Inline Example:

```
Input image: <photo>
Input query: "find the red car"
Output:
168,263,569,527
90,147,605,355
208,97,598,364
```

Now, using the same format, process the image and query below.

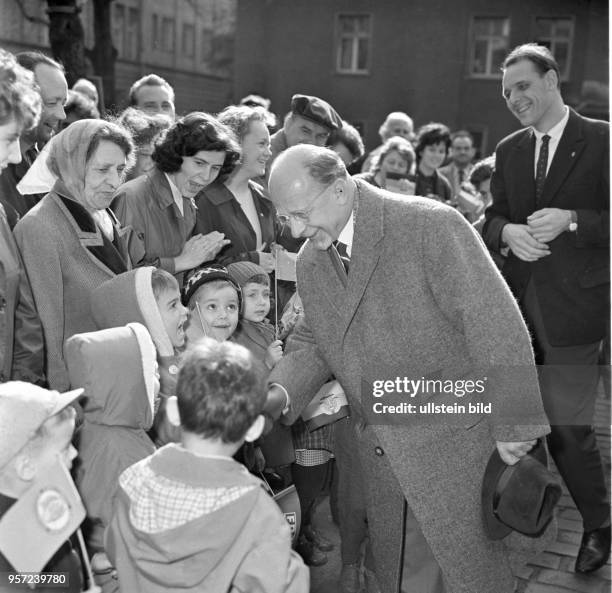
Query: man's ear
544,68,559,90
334,178,349,204
14,452,36,482
166,396,181,427
244,414,265,443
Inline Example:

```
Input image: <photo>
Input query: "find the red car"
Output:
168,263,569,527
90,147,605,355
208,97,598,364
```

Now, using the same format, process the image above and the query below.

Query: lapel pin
571,151,575,158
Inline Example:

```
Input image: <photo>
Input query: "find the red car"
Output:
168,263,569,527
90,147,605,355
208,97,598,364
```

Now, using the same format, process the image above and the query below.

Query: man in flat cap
269,94,343,171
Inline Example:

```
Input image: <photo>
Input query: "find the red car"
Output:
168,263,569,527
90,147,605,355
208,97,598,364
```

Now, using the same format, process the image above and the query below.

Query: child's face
156,286,189,349
29,415,78,475
187,283,239,342
242,281,271,323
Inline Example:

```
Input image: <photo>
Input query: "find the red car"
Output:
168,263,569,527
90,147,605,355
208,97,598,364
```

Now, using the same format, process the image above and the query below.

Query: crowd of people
0,40,608,593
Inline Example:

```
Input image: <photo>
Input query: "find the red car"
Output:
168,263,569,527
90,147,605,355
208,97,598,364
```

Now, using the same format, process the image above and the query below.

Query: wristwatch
568,210,578,232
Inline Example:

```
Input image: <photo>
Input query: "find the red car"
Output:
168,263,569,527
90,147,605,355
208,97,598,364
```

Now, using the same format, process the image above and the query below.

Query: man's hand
496,439,537,465
527,208,570,243
501,223,551,261
264,339,284,369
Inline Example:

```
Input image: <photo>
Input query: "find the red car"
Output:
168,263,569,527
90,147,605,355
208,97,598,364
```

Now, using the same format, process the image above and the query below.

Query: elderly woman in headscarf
14,119,142,390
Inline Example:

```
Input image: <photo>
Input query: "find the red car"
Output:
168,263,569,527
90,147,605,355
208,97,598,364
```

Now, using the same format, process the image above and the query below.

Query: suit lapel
539,109,585,208
340,180,383,338
511,129,537,217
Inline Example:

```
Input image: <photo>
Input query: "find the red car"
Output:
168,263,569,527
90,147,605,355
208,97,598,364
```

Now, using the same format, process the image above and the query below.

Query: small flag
0,456,85,573
301,380,349,430
275,250,297,282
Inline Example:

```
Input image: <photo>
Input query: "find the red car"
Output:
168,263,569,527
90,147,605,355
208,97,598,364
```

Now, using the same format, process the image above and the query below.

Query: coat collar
538,108,586,207
148,168,196,213
303,178,384,337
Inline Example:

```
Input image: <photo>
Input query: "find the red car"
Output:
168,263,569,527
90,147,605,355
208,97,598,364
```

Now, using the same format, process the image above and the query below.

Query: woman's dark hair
414,122,451,161
329,121,365,164
371,136,415,174
0,49,41,130
85,122,136,169
152,111,241,181
469,155,496,186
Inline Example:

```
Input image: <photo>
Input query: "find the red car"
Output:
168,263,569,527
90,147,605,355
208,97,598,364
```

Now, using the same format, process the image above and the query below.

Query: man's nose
53,102,66,121
289,218,306,238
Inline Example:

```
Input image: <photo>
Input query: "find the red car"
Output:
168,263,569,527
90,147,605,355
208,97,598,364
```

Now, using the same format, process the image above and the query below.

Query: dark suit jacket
270,179,549,593
483,109,609,346
195,180,278,265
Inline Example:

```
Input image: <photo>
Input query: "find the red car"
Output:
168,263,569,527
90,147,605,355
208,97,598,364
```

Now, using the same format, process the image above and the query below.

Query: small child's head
169,338,266,453
151,268,188,350
182,266,242,343
227,261,271,323
0,382,82,497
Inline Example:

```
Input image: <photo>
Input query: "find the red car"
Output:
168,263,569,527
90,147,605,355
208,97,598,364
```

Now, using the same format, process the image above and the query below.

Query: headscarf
46,119,111,205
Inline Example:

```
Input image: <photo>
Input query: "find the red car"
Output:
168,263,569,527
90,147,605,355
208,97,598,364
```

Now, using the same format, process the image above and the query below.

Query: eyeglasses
276,181,334,226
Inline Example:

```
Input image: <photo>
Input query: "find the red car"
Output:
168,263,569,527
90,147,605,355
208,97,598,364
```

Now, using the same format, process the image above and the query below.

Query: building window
469,17,510,77
112,3,125,58
152,14,159,50
161,17,175,53
201,27,213,65
534,17,574,80
182,23,195,58
125,8,140,60
336,14,371,74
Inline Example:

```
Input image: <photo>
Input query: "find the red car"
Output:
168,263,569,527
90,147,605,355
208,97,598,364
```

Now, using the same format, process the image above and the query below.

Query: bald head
269,145,353,250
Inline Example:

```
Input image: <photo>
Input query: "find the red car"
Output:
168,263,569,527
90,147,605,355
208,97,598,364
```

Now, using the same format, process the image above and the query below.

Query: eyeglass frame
276,180,336,227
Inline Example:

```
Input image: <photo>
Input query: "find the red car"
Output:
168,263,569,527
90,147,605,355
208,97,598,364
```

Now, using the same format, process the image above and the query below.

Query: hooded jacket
64,323,157,551
91,267,182,444
106,444,308,593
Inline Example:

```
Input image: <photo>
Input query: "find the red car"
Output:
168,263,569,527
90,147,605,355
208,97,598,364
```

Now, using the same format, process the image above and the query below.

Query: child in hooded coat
90,266,187,444
64,322,158,591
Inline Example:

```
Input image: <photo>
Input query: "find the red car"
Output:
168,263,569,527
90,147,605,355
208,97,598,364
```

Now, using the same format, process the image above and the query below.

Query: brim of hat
481,441,548,540
50,388,84,416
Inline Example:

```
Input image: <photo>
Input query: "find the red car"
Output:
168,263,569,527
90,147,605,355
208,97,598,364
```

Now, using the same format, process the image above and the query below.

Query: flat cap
290,94,342,130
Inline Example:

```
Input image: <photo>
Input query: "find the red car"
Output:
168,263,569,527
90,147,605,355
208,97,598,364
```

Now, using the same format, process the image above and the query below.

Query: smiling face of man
502,59,559,132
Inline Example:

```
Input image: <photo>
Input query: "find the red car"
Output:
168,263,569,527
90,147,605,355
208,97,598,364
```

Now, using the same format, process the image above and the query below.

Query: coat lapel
511,129,537,218
539,109,585,208
340,180,383,338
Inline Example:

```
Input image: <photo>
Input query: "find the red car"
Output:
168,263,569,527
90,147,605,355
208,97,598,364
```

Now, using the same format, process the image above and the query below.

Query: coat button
374,446,384,457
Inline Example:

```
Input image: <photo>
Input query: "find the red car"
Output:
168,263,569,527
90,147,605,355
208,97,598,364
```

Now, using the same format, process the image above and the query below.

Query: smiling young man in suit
483,43,610,574
266,143,551,593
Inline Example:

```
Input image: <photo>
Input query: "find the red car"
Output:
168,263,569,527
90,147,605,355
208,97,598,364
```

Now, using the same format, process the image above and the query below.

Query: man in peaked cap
269,94,343,170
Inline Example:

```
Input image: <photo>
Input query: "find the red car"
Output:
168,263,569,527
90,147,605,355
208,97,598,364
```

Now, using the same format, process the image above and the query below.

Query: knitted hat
226,261,269,288
181,265,242,308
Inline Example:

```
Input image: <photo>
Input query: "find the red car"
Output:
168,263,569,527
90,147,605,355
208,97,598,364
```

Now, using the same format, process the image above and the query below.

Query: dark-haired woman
413,122,453,203
14,119,140,390
113,112,241,284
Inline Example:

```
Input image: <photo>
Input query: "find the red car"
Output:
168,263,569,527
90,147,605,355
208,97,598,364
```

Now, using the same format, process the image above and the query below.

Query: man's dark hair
469,155,496,186
176,339,266,444
328,121,365,163
414,122,451,161
152,111,241,180
15,51,64,74
128,73,174,105
503,43,561,88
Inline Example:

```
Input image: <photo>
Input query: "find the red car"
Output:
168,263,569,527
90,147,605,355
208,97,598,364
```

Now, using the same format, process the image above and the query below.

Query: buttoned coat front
269,179,550,593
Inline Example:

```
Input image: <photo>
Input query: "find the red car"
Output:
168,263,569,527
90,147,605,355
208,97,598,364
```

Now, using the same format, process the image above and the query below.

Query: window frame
532,15,575,82
335,12,373,76
467,15,511,80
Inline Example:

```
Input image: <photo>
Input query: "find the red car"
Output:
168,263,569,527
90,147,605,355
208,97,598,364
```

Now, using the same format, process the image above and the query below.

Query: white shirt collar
337,209,354,256
164,172,185,216
532,105,569,143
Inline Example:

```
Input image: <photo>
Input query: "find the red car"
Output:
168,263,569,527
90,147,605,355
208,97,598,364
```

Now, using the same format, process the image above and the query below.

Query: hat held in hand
481,439,562,540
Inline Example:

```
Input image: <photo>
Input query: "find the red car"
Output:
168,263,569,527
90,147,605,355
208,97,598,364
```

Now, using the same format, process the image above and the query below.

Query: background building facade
234,0,609,156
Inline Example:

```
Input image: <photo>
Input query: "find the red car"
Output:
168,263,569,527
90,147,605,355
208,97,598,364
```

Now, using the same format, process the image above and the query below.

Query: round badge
169,364,179,375
36,488,71,532
322,394,341,415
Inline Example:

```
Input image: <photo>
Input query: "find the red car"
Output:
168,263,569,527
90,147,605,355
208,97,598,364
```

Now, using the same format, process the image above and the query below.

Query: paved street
310,385,611,593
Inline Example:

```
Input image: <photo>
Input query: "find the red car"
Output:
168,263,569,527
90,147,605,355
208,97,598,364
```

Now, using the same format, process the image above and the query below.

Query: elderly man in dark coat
266,144,550,593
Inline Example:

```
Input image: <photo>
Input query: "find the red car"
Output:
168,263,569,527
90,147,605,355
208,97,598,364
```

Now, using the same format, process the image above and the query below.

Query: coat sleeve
421,206,549,442
11,243,45,385
14,216,68,390
268,313,332,425
482,143,511,253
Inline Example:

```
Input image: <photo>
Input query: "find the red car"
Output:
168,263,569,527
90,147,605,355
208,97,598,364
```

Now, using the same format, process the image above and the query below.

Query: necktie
458,169,465,185
535,134,550,203
330,243,349,286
